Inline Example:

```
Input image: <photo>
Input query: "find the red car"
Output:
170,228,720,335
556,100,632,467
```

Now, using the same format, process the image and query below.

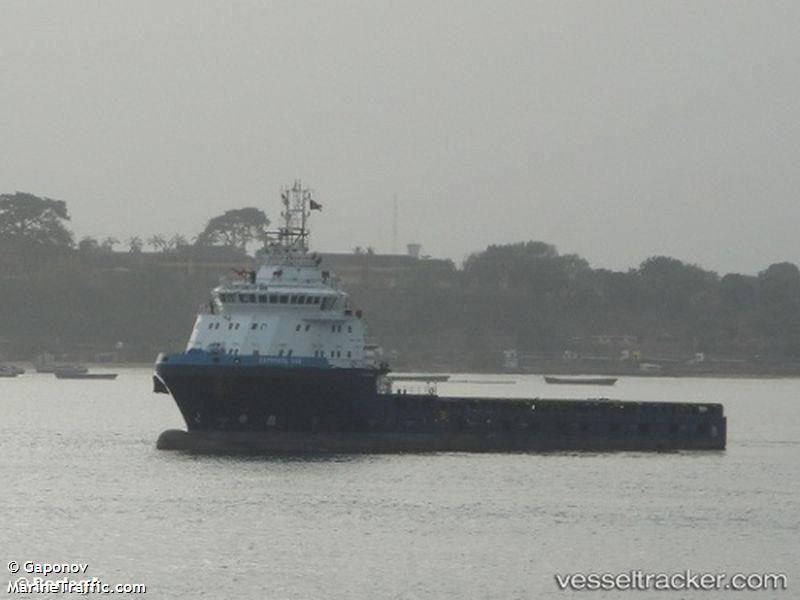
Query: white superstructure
185,181,371,368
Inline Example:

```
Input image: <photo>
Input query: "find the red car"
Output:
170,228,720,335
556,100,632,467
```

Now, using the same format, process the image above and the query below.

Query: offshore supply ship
154,181,726,453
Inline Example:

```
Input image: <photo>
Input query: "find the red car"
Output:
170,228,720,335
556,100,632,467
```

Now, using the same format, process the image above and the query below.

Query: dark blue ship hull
154,353,726,452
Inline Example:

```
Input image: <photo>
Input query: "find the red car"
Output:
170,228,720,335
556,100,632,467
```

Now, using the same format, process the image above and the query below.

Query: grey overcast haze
1,1,799,274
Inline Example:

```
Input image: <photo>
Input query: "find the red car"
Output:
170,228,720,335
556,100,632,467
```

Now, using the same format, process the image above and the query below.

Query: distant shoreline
9,361,798,380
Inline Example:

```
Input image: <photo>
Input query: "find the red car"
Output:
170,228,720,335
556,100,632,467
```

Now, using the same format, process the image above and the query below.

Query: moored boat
55,372,118,380
544,375,618,386
0,364,25,377
54,366,118,380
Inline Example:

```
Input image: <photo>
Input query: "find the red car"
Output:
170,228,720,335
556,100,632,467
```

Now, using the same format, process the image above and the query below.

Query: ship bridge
184,180,375,368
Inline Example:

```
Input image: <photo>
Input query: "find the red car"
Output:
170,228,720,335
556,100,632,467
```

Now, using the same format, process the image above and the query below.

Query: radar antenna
263,179,319,255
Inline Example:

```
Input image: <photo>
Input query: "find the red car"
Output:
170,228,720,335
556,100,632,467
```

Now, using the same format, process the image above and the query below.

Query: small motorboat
0,363,26,376
544,375,618,386
54,366,117,380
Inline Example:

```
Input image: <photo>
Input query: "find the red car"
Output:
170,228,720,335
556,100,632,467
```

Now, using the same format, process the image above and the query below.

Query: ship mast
272,180,314,255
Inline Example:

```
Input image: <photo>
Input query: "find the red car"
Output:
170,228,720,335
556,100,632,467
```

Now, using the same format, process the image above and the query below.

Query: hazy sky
2,1,799,274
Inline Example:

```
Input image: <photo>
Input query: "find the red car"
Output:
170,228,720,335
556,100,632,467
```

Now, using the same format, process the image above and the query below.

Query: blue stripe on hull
158,350,331,368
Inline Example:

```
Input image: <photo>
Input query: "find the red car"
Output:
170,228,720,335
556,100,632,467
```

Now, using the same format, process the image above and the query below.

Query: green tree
78,237,100,253
720,273,756,310
196,207,270,251
147,235,169,253
757,262,800,307
126,236,143,253
100,237,119,252
0,192,73,249
636,256,718,317
169,233,188,249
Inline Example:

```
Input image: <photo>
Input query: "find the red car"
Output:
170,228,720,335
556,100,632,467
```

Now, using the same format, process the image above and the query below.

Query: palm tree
147,234,168,253
126,236,143,253
169,233,188,249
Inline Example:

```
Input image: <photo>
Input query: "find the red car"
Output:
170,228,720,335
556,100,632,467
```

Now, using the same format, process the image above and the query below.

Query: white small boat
2,364,25,376
54,365,117,380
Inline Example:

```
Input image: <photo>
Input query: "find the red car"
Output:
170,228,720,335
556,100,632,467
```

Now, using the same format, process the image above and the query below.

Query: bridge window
269,295,278,303
208,323,214,329
312,296,320,304
235,323,240,330
279,295,289,304
258,295,267,303
304,324,310,331
297,295,306,304
290,295,298,303
295,324,301,331
251,323,258,330
228,323,233,330
239,294,256,303
260,323,267,330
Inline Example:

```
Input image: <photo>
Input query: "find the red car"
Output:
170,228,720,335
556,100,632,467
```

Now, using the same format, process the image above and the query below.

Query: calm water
1,370,798,598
